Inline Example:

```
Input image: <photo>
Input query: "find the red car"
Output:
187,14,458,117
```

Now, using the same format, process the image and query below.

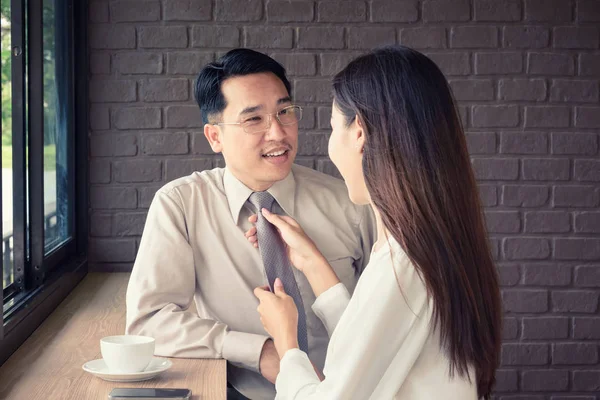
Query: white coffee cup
100,335,155,373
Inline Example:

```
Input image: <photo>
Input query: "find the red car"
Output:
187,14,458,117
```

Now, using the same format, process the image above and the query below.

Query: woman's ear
354,117,365,154
204,123,224,153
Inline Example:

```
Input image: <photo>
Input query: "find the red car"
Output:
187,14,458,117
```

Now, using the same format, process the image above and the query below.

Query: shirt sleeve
275,251,432,399
125,190,269,373
311,283,351,336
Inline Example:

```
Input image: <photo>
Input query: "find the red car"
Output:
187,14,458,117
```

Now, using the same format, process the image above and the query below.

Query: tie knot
248,191,275,213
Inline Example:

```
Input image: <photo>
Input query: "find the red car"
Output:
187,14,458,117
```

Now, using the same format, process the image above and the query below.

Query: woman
250,46,502,399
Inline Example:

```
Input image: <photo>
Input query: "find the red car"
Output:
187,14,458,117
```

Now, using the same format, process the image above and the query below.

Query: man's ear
204,123,224,153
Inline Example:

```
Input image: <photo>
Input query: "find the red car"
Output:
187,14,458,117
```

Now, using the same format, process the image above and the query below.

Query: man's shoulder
156,167,224,200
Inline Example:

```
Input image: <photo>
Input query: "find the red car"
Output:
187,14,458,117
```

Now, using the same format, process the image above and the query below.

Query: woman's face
328,103,370,205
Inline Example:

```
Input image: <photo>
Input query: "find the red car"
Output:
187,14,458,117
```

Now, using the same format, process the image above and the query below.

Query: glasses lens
242,116,268,134
278,106,302,125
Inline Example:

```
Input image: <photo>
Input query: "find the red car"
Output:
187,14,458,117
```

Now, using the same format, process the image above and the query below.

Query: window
1,0,87,361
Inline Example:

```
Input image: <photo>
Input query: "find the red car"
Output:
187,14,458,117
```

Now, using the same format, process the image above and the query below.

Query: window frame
0,0,88,365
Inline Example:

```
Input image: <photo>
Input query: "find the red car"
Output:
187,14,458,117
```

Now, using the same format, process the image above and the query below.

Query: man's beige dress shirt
125,164,376,399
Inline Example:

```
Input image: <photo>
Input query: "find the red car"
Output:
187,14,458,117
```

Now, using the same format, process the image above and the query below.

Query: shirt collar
223,167,296,224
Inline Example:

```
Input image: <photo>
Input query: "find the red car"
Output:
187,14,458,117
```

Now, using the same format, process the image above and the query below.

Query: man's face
208,73,298,191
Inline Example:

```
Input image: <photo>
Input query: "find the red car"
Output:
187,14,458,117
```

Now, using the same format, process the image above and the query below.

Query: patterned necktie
248,191,309,353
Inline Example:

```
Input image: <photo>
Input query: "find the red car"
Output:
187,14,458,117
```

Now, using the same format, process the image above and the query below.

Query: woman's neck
370,204,389,252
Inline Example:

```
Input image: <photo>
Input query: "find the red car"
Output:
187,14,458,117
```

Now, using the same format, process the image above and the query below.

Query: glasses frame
213,105,303,134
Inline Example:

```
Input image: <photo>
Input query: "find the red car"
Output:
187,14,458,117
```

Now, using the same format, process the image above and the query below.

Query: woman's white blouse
275,238,479,400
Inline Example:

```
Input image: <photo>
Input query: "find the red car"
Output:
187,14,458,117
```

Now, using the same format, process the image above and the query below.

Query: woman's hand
254,278,300,359
245,209,328,274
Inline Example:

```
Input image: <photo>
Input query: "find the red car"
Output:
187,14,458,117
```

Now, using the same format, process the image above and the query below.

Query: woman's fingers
245,226,257,238
248,214,258,224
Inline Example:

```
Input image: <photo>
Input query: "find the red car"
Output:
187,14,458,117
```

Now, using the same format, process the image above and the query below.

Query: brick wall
87,0,600,397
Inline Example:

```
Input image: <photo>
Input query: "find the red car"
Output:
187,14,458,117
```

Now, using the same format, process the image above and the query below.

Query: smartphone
107,388,191,400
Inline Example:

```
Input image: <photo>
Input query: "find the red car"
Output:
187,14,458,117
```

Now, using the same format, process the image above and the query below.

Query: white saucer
82,357,172,382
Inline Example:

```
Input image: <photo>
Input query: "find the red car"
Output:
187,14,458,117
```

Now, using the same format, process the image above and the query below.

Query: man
126,49,375,400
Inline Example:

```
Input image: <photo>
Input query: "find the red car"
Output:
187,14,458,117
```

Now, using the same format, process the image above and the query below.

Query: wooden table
0,273,226,400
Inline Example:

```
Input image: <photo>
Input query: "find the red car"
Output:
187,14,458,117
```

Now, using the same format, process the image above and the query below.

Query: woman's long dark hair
333,46,501,398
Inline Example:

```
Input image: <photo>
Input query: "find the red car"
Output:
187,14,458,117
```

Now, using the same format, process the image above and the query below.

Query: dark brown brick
113,212,147,237
577,0,600,21
90,238,137,262
425,52,471,75
90,187,137,209
525,0,574,22
320,53,362,76
297,27,345,49
573,317,600,340
572,370,600,392
267,0,314,22
551,133,598,156
475,52,523,75
503,317,519,339
472,106,520,128
553,343,598,365
294,79,332,103
523,264,571,286
113,160,162,183
521,370,569,391
552,291,599,313
555,238,600,260
553,27,599,49
574,265,600,287
318,1,366,22
495,369,518,392
90,134,138,157
502,185,550,207
110,0,161,22
478,184,498,206
498,264,521,286
575,107,600,128
579,54,600,76
166,52,214,75
423,0,471,22
474,0,522,21
165,158,214,181
371,0,419,22
574,160,600,182
215,0,263,21
550,80,599,103
165,105,203,129
451,26,498,48
450,79,494,101
140,79,188,102
113,52,163,75
89,79,136,103
525,211,571,233
191,26,240,48
522,317,569,339
271,53,316,77
528,53,575,76
485,211,521,233
472,158,519,180
553,185,599,208
503,26,550,48
348,27,396,50
163,0,212,21
466,132,497,154
90,2,109,23
138,26,188,49
90,53,111,75
523,158,570,181
525,106,571,128
89,159,111,184
501,343,549,364
499,79,547,101
113,108,162,130
244,27,293,49
500,132,548,155
89,25,136,49
400,27,446,49
143,132,189,156
505,238,551,260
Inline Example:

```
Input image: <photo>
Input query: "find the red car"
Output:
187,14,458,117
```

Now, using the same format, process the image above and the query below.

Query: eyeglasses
213,105,303,134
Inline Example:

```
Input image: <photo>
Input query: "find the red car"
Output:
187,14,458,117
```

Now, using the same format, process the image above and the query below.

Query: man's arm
125,190,269,374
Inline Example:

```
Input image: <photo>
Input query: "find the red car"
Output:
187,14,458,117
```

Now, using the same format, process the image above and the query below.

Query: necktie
247,191,309,353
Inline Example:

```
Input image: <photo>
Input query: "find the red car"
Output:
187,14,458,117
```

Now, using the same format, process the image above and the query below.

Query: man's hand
259,339,280,384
